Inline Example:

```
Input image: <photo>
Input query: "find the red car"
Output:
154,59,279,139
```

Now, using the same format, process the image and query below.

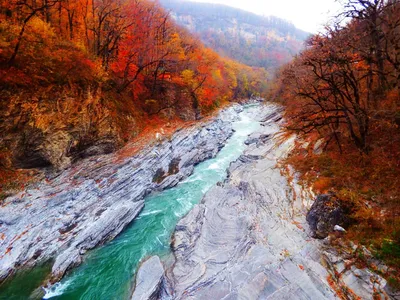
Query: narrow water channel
1,105,262,300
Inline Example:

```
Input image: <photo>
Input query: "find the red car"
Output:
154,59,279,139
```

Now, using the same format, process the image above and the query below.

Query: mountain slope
0,0,267,196
160,0,309,71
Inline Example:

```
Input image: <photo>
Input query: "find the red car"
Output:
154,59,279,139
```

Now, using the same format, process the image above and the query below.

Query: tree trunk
8,14,35,65
191,91,201,120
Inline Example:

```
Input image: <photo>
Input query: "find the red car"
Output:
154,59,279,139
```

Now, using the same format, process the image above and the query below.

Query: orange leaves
199,87,217,108
313,177,332,193
0,0,271,197
1,0,268,105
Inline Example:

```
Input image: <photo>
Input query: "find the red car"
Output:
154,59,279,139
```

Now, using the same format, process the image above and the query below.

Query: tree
277,30,372,153
338,0,387,95
7,0,60,64
111,0,173,92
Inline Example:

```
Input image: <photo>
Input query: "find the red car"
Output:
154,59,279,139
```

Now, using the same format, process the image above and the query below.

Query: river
0,103,391,300
0,105,261,300
43,105,260,300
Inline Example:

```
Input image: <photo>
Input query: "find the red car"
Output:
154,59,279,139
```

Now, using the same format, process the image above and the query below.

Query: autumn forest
0,0,268,183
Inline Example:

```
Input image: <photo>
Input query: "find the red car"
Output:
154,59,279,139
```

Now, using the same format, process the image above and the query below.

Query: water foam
43,281,71,299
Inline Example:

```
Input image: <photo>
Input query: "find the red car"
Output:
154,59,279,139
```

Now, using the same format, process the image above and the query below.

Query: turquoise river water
0,105,261,300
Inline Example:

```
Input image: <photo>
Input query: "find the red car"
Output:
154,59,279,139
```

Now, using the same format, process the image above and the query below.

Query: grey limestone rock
163,105,339,299
323,247,390,299
131,256,165,300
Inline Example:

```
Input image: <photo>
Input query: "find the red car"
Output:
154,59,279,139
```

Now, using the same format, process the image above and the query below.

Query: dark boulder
306,194,351,239
74,138,118,159
244,137,258,145
244,134,270,146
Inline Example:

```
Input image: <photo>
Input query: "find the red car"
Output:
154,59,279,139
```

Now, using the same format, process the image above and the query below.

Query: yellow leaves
27,16,56,43
242,74,249,91
212,69,222,82
168,32,186,60
180,69,196,88
226,68,238,89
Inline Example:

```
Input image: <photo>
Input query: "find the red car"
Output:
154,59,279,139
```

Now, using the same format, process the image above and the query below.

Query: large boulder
306,194,351,239
131,256,165,300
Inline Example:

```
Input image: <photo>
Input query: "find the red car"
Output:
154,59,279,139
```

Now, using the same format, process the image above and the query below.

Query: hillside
160,0,309,71
268,0,400,285
0,0,268,196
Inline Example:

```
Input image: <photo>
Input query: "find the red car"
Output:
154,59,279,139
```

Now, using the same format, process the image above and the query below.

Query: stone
244,137,258,145
131,256,164,300
306,194,351,239
244,133,271,146
13,129,74,170
77,139,117,158
323,248,390,300
156,104,389,300
12,126,50,169
334,225,346,232
41,131,73,170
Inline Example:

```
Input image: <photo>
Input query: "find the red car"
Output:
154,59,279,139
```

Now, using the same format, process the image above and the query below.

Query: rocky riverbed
132,106,393,300
1,102,394,300
0,104,243,285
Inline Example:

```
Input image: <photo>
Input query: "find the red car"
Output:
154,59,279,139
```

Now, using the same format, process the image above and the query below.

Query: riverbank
1,102,393,299
0,104,244,290
132,106,392,300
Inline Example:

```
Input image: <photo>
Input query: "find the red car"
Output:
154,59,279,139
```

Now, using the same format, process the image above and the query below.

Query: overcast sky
190,0,343,33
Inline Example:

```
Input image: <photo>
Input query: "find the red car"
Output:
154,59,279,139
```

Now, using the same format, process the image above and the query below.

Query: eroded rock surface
323,246,389,299
0,105,242,283
160,107,391,300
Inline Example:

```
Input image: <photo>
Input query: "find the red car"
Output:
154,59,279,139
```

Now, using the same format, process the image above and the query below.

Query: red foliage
269,0,400,279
